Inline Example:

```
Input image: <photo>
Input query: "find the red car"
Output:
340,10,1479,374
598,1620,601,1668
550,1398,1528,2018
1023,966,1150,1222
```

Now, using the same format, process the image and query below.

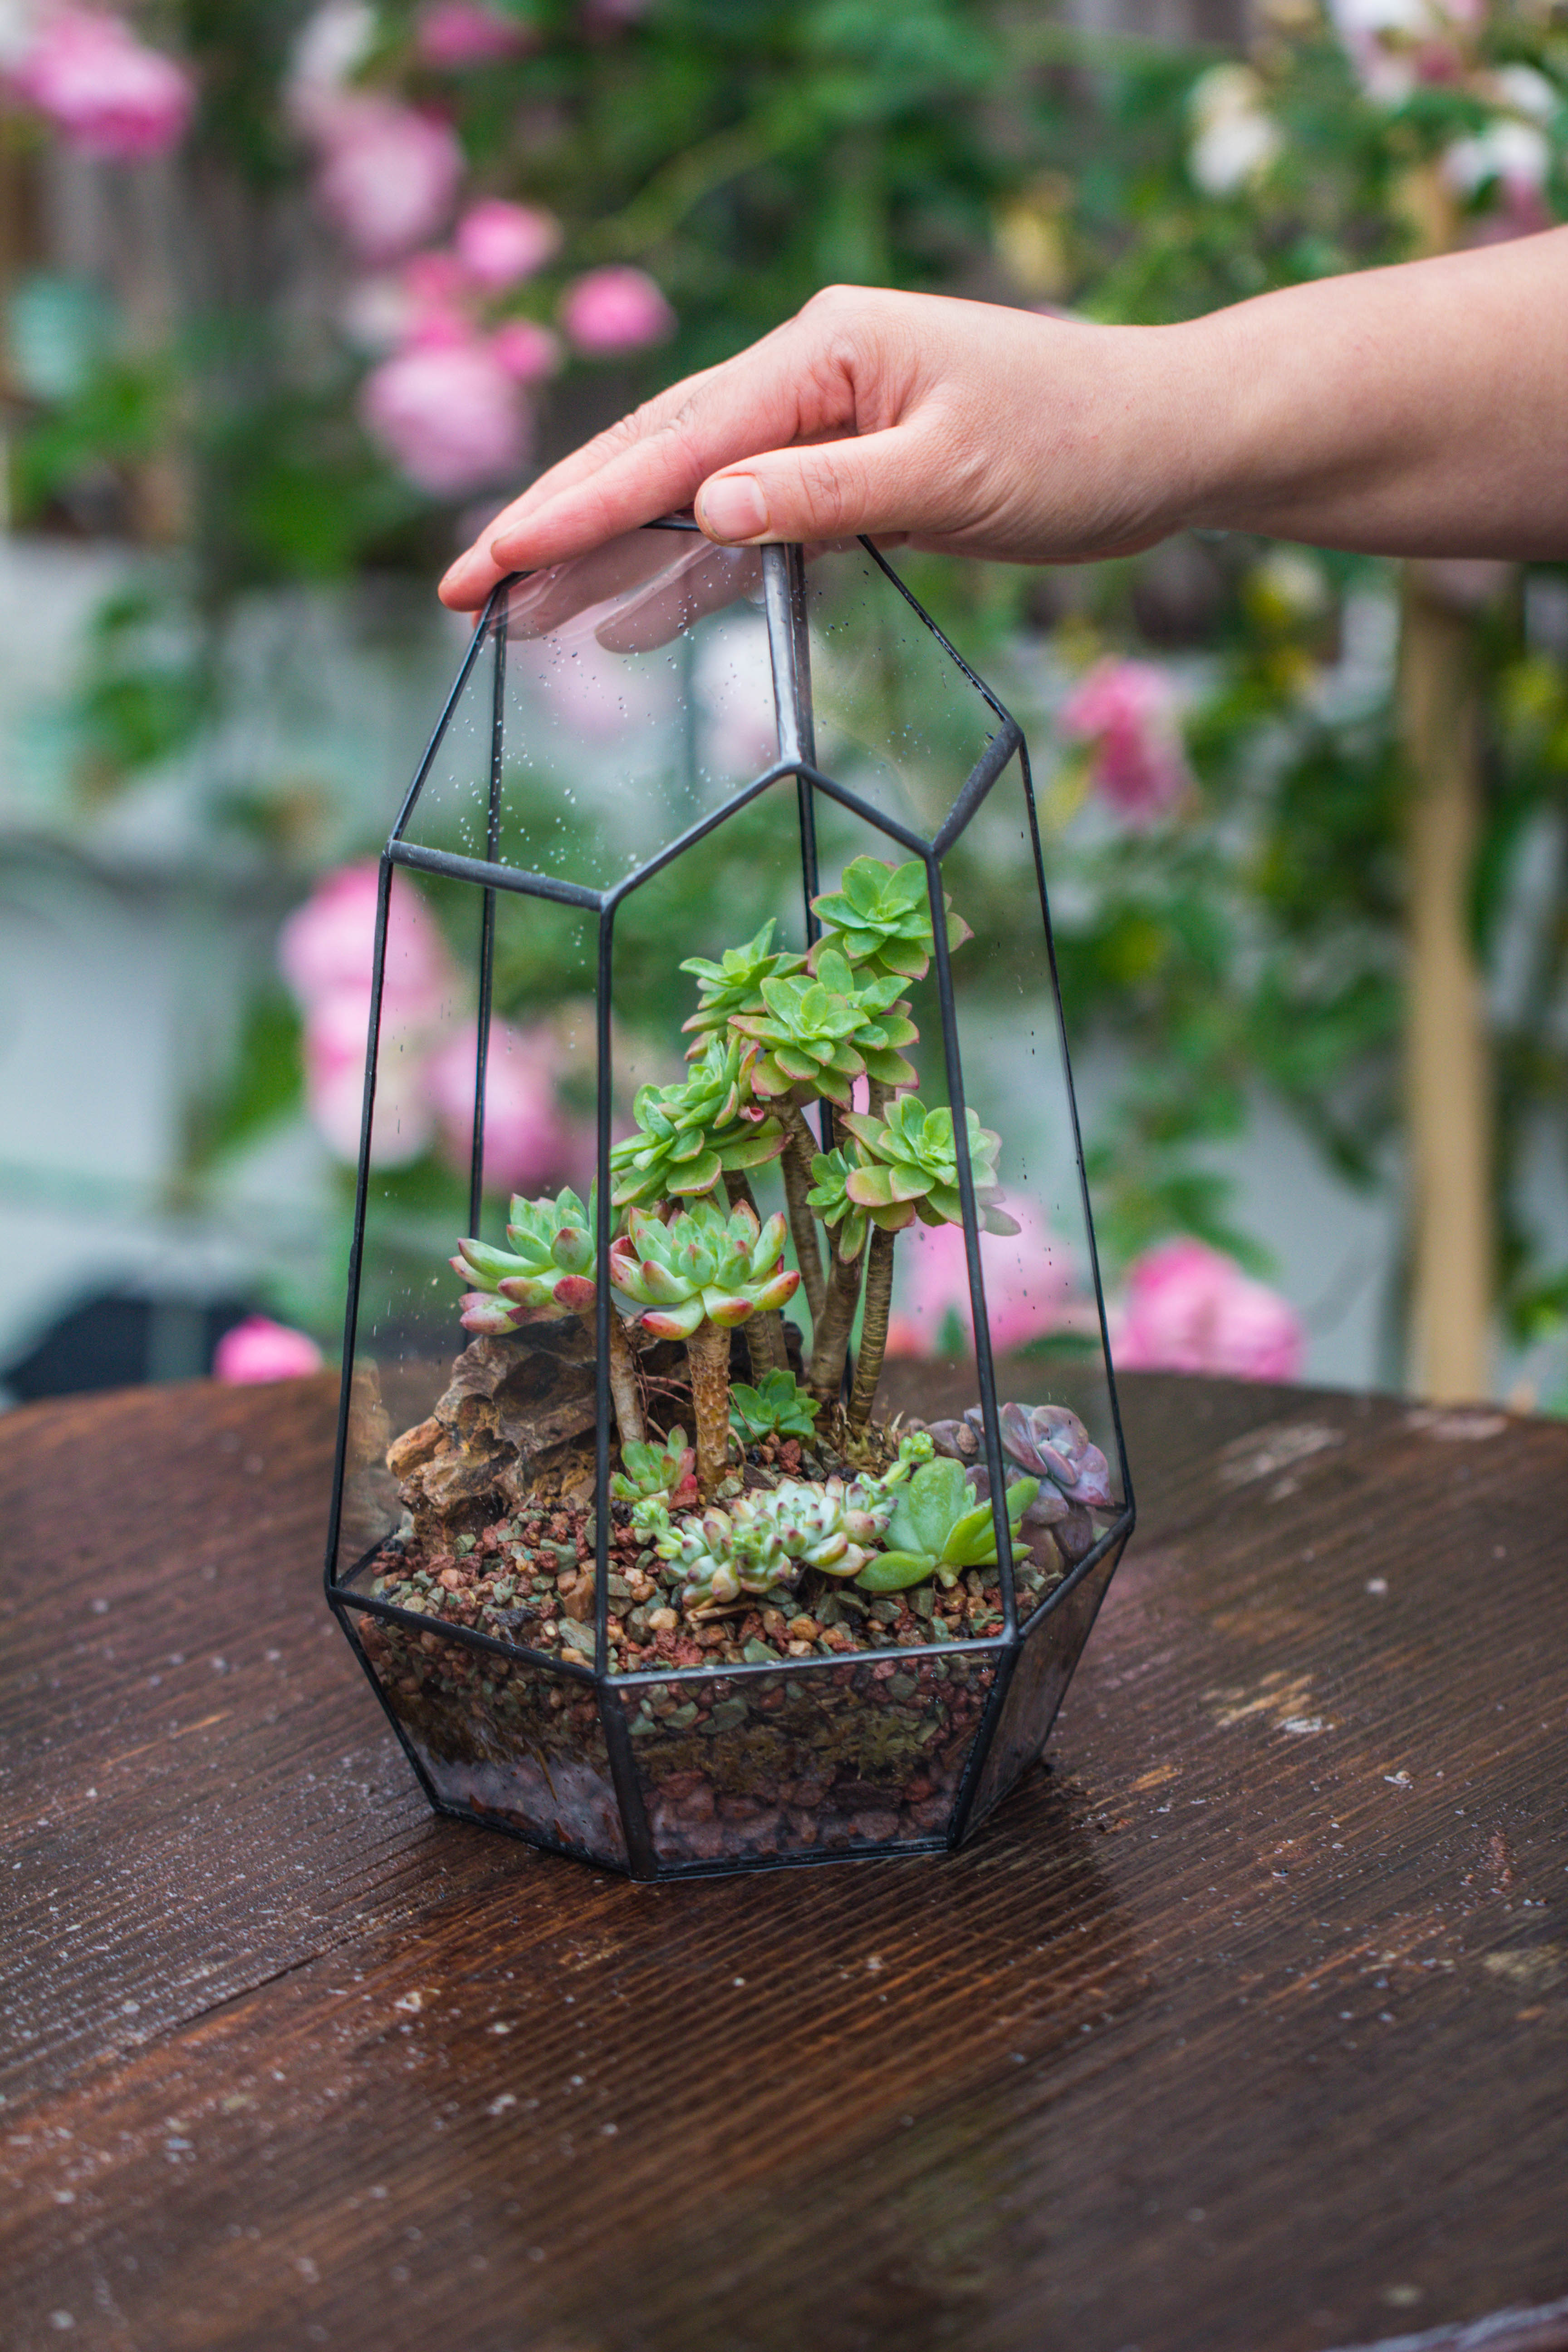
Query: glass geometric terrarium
324,519,1135,1878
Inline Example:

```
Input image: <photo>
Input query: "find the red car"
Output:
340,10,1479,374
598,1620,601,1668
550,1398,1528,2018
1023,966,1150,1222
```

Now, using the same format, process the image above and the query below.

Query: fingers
439,310,860,609
692,417,958,549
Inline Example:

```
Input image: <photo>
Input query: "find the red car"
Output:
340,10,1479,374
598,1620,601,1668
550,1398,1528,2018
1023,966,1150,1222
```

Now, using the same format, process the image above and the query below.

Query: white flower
1444,118,1550,195
1187,65,1283,196
1491,64,1557,122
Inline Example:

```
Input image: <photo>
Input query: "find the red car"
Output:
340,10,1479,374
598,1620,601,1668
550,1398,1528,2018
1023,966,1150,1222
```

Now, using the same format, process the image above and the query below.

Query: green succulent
838,1097,1018,1235
807,1143,890,1263
633,1431,932,1608
810,856,971,983
730,945,917,1110
610,1425,697,1506
855,1455,1038,1592
609,1197,799,1341
729,1369,820,1444
608,1032,786,1210
679,919,807,1045
451,1186,598,1333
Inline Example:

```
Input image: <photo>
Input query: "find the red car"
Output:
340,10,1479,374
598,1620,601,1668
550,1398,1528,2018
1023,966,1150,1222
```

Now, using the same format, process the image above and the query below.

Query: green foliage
839,1095,1013,1233
729,1369,820,1444
809,856,970,981
451,1187,598,1332
680,918,807,1042
633,1428,932,1607
608,1033,787,1208
730,946,917,1106
854,1454,1035,1591
610,1196,798,1340
610,1425,697,1505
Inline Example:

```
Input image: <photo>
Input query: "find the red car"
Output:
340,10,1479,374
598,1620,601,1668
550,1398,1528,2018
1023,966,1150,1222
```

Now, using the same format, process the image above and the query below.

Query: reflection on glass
343,1602,627,1864
621,1652,997,1867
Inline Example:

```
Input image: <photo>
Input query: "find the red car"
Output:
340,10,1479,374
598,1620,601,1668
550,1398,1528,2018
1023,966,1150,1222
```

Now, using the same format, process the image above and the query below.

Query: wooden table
3,1370,1566,2352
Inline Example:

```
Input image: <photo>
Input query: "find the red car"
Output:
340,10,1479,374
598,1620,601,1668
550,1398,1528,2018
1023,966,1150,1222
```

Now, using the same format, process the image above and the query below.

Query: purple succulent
926,1401,1115,1565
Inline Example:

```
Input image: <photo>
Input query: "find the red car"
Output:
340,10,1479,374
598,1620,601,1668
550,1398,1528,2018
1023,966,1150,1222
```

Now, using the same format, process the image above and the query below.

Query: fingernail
697,475,769,543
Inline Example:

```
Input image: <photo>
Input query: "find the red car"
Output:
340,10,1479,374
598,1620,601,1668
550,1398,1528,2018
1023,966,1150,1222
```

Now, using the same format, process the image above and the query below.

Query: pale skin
439,224,1568,611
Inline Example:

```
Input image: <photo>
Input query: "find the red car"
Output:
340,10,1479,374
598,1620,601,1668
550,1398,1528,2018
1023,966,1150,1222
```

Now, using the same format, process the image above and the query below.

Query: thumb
693,424,941,547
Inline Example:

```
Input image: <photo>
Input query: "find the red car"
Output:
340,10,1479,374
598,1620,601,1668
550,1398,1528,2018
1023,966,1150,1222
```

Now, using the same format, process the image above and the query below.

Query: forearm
1175,228,1568,558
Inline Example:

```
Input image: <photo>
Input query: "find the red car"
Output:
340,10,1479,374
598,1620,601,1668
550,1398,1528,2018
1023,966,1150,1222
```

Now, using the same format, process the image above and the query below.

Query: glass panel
619,1652,996,1866
859,772,1126,1574
963,1544,1124,1836
398,528,775,892
804,542,1005,843
333,867,606,1600
341,1600,627,1864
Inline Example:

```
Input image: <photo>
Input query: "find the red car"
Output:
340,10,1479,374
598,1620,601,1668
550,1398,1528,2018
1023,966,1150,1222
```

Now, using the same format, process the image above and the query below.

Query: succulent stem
685,1321,734,1499
606,1311,646,1449
807,1236,866,1404
847,1224,897,1432
779,1096,827,1330
725,1169,790,1374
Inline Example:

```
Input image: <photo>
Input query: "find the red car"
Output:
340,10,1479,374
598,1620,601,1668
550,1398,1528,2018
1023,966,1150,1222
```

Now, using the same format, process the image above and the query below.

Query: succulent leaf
729,1370,820,1444
837,1098,1009,1234
451,1187,601,1331
679,921,808,1042
609,1196,799,1336
633,1430,931,1610
609,1033,785,1210
854,1456,1036,1591
809,856,971,984
610,1425,698,1506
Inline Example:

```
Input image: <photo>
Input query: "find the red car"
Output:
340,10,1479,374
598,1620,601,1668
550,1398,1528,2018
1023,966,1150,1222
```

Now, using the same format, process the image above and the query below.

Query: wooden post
1399,567,1493,1402
1395,162,1493,1403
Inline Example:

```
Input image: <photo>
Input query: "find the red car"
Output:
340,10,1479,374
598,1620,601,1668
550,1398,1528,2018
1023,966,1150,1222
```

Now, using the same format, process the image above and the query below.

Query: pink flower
278,861,454,1022
312,96,464,261
456,197,560,288
891,1199,1086,1358
416,2,534,66
8,8,195,160
1114,1238,1303,1382
360,338,531,495
302,988,442,1166
490,317,562,383
426,1018,567,1193
215,1316,325,1385
559,265,674,355
1058,657,1193,828
280,862,459,1167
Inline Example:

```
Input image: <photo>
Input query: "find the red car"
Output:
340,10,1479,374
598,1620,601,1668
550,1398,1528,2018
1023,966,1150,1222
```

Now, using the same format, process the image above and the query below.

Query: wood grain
1,1371,1565,2352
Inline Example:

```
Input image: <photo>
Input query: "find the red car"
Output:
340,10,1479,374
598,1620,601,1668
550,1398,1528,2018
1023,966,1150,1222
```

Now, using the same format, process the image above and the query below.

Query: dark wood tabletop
3,1368,1567,2352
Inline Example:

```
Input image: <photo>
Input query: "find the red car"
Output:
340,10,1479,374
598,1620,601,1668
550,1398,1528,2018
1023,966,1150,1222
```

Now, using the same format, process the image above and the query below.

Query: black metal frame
323,524,1135,1880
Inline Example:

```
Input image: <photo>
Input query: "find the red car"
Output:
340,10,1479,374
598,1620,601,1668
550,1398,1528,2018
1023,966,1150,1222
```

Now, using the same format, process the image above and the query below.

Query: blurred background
1,0,1565,1411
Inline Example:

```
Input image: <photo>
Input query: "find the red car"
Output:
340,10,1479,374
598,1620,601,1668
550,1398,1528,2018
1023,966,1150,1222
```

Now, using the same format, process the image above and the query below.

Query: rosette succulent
927,1401,1115,1564
729,1369,819,1445
633,1431,932,1608
608,1032,785,1210
451,1186,597,1331
809,856,971,983
679,918,806,1045
610,1424,698,1507
449,1185,645,1443
729,946,917,1110
610,1198,798,1342
610,1198,800,1494
854,1455,1038,1593
838,1098,1017,1236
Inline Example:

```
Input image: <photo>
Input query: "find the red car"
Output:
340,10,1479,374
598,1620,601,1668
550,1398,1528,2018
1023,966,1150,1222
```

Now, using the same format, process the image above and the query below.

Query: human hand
438,286,1207,610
